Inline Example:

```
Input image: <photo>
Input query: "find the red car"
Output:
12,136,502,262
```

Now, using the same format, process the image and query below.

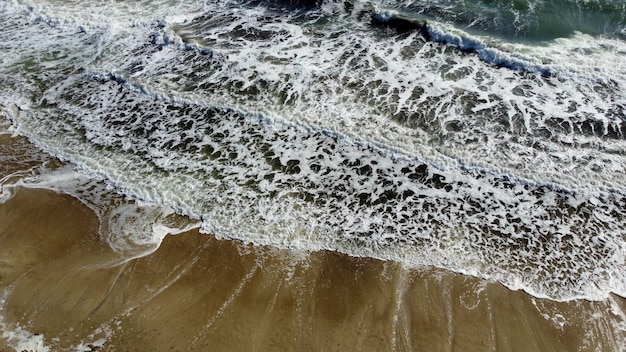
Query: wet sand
0,186,624,351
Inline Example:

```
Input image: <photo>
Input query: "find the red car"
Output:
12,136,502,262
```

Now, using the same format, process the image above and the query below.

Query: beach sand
0,131,624,352
0,187,624,351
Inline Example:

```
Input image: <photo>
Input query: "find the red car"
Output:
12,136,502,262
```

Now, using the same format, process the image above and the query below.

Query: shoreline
1,109,624,351
1,186,624,351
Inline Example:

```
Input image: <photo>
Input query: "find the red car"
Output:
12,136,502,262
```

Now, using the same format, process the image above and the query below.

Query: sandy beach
0,184,624,351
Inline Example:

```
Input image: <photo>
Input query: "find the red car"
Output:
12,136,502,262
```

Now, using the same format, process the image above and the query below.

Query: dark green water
386,0,626,42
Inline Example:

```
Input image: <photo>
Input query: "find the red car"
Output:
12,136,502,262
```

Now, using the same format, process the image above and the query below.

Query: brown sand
0,187,624,352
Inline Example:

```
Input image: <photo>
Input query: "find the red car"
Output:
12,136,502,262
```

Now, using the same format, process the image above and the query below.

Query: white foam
0,326,49,352
0,290,50,352
143,1,626,191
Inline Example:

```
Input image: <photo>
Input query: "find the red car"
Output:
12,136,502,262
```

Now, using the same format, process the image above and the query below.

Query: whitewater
0,0,625,302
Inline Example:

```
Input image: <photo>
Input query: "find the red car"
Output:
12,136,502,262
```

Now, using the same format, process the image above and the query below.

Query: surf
0,0,625,302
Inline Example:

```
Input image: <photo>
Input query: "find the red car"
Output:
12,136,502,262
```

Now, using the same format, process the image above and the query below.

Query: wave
368,0,626,41
370,9,554,76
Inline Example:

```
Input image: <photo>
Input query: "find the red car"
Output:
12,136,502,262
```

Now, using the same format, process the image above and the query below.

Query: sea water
0,0,625,302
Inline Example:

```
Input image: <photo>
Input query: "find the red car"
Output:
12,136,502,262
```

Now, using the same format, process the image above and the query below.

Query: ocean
1,0,625,350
